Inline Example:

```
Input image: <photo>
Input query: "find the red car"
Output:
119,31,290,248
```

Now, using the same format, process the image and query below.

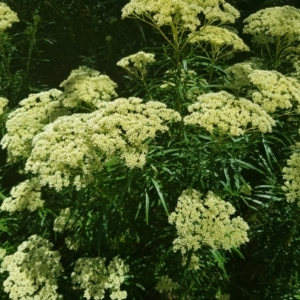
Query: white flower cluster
1,178,44,213
243,6,300,40
117,51,155,78
25,97,180,191
184,91,275,136
282,143,300,204
25,113,97,191
0,3,19,33
155,275,178,294
122,0,239,32
188,26,249,60
169,189,249,255
0,97,8,115
71,256,129,300
248,70,300,113
88,98,181,168
1,89,66,162
59,66,118,109
0,235,63,300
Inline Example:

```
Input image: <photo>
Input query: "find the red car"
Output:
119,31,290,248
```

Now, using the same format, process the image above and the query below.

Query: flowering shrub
1,1,300,300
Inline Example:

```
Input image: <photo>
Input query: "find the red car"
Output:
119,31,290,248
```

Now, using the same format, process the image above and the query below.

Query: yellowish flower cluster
122,0,239,32
188,26,249,60
88,98,181,168
248,70,300,113
184,91,275,136
117,51,155,78
168,189,249,255
0,97,8,115
59,66,118,109
0,3,19,33
155,275,178,294
0,235,63,300
243,6,300,40
282,145,300,204
25,113,97,191
72,256,129,300
25,97,180,191
0,89,65,162
1,178,44,213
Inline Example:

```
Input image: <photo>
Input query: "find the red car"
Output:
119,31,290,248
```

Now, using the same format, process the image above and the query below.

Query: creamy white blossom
117,51,155,79
169,189,249,254
249,70,300,113
1,178,44,213
59,66,118,109
25,97,180,191
0,235,63,300
72,256,129,300
184,91,275,136
0,3,19,33
1,89,66,162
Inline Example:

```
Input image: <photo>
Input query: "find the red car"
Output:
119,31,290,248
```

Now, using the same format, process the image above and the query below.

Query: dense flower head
25,113,98,191
117,51,155,78
188,26,249,60
87,98,181,168
59,66,118,109
282,143,300,204
184,91,275,136
248,70,300,113
1,178,44,213
122,0,239,32
243,6,300,40
0,235,63,300
168,189,249,255
0,89,66,162
155,275,178,294
0,3,19,33
189,25,249,50
71,256,129,300
0,97,8,115
25,97,180,191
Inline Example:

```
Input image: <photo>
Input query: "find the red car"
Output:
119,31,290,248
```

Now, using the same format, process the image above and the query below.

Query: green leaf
145,190,149,225
232,159,265,175
151,178,169,216
210,250,229,280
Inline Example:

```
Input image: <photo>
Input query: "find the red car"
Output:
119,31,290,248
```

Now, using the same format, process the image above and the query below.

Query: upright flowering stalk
117,51,156,99
121,0,241,112
243,6,300,68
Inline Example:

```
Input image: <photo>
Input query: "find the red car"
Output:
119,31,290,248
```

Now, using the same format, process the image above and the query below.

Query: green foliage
1,0,300,299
